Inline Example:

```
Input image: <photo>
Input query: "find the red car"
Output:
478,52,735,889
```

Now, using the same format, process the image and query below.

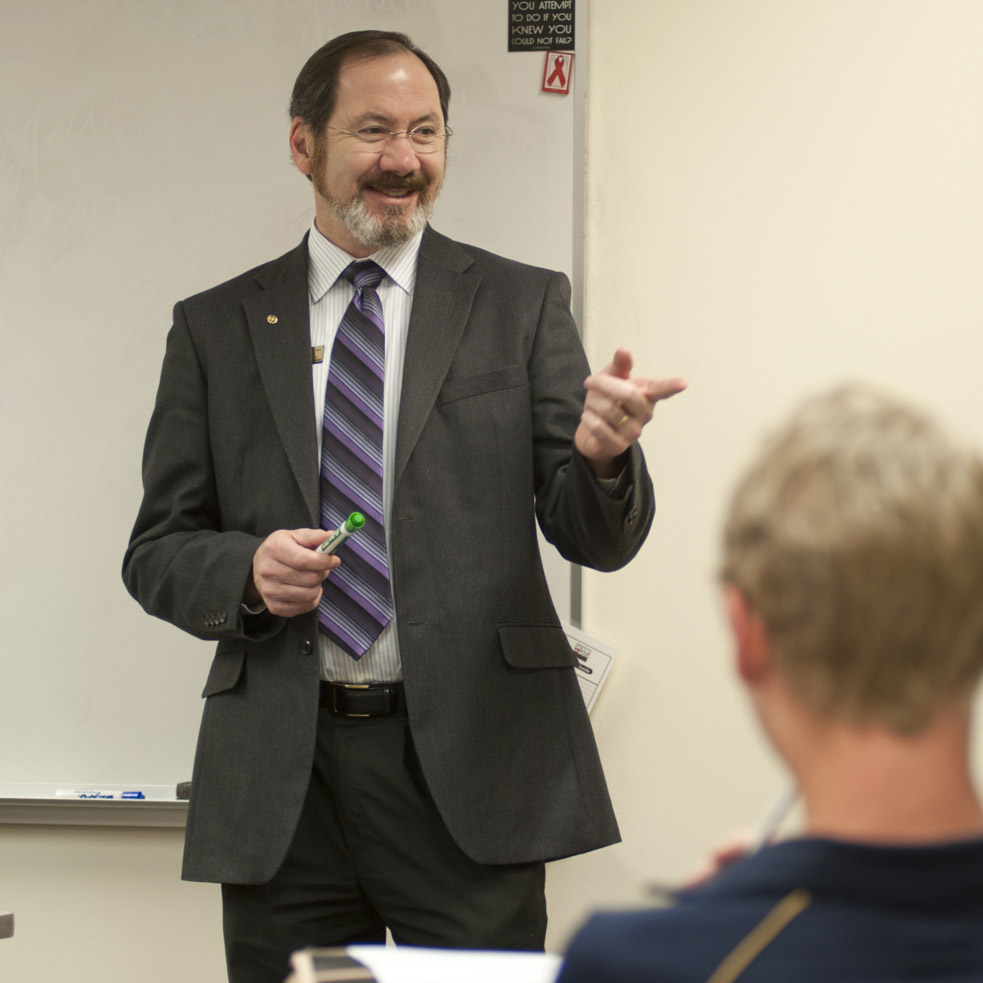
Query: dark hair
289,30,451,133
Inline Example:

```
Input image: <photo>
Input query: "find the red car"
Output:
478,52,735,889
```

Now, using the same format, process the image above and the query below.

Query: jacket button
299,639,313,655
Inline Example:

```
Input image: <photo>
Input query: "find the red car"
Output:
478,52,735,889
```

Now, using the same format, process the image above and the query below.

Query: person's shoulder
558,902,754,983
558,849,816,983
421,226,565,282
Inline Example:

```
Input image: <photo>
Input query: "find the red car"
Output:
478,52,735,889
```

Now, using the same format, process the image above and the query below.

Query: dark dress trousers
123,226,655,886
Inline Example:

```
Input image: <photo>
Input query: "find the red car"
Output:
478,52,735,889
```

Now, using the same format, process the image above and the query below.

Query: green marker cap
346,512,366,532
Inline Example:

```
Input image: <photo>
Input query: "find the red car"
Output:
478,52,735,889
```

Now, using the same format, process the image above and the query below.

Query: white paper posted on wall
563,623,617,713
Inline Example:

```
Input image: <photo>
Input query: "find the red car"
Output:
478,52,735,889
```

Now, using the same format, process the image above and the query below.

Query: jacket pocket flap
437,365,526,405
498,624,577,669
201,648,245,698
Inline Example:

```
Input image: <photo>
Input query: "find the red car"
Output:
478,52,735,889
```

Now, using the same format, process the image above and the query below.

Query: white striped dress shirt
307,222,423,683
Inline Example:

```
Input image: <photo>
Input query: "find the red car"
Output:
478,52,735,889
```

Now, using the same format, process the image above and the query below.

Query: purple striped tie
317,260,394,659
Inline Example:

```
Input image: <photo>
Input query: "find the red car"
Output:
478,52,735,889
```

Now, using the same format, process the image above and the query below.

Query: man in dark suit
558,382,983,983
123,30,684,983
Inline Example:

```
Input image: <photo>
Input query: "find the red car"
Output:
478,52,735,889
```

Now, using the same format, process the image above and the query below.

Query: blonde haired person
559,382,983,983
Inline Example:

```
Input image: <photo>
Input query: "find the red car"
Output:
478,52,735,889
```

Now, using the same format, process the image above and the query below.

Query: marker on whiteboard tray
316,512,366,555
55,790,146,800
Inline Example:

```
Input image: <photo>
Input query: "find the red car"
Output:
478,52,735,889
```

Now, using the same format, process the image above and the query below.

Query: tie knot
343,260,386,292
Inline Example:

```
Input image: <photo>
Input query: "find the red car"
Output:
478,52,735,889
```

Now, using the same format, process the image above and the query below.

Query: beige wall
4,3,983,979
548,0,983,949
0,826,224,979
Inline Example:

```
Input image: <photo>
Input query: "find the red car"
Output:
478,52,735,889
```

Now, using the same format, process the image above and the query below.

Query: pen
748,783,798,853
645,784,799,900
55,790,146,800
316,512,366,555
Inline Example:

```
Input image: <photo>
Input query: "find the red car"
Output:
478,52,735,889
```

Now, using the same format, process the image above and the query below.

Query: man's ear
723,584,774,684
288,117,314,176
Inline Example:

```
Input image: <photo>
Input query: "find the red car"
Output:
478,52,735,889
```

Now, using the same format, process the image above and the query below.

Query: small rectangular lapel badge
312,346,324,364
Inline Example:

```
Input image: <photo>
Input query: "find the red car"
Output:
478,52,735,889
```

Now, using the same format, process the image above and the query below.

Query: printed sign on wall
508,0,575,51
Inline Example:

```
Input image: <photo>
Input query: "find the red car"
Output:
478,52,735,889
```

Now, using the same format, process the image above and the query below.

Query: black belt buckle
321,681,402,718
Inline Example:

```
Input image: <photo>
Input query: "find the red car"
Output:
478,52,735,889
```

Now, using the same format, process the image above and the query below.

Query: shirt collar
307,220,423,303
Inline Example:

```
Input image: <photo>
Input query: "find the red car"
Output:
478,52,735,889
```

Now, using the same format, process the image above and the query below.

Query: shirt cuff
595,459,632,496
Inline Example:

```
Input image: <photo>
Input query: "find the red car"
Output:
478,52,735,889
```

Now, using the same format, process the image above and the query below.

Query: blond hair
722,382,983,733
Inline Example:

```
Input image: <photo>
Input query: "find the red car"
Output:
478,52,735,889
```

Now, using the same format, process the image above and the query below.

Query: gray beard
326,194,433,249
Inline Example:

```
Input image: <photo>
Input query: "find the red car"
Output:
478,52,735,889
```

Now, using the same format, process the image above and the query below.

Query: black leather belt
319,681,404,718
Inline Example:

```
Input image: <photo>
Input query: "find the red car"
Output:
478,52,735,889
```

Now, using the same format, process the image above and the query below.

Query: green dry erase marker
317,512,366,554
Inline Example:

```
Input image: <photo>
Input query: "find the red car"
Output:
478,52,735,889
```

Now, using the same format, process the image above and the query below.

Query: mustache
359,174,429,195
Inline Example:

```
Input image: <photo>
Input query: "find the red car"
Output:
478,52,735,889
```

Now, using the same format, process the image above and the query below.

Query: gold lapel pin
267,314,278,324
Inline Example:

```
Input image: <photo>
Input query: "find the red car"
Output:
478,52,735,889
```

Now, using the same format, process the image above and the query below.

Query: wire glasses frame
325,123,453,154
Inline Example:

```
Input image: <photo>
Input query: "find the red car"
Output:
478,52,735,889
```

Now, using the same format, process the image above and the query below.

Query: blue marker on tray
55,790,147,800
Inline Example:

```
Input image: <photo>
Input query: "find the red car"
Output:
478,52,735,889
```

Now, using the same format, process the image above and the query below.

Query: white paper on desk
563,623,617,714
345,945,561,983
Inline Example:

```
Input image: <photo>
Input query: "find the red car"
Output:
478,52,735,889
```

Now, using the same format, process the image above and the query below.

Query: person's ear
723,584,774,684
289,117,315,176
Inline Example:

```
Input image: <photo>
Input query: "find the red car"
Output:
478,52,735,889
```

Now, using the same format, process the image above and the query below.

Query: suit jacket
123,227,655,884
557,837,983,983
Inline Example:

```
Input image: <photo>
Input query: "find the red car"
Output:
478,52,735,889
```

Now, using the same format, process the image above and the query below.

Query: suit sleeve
530,272,655,571
122,303,280,642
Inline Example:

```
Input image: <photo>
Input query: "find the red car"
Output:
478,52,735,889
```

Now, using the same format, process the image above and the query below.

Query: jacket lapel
243,238,320,525
395,228,479,486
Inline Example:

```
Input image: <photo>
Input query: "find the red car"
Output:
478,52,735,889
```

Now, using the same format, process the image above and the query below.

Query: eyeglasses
325,123,453,154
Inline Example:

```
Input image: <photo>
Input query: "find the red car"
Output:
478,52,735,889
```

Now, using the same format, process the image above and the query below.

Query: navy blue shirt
558,837,983,982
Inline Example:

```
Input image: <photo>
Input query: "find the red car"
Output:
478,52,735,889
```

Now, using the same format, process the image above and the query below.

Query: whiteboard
0,0,584,792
